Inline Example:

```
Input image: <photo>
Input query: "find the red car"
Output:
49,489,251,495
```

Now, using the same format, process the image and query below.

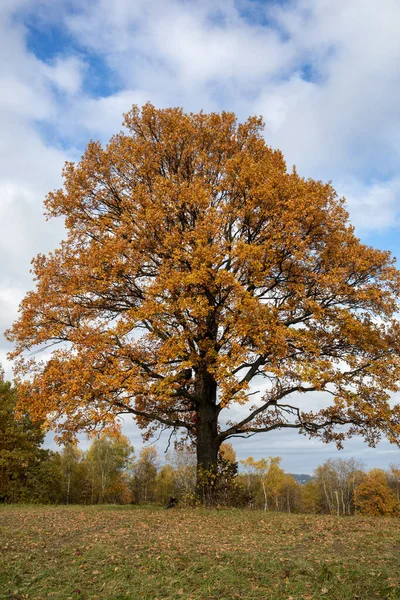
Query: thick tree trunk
196,402,220,471
195,369,221,505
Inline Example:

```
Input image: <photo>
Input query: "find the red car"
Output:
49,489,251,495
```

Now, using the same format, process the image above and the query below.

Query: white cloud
0,183,65,281
266,0,400,177
338,178,400,233
147,8,293,85
67,89,154,140
43,55,85,96
57,0,400,232
0,2,71,365
253,74,315,135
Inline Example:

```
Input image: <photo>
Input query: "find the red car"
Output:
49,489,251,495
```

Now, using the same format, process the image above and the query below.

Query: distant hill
290,473,314,485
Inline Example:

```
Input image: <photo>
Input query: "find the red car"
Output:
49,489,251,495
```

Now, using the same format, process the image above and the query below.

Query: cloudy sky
1,0,400,472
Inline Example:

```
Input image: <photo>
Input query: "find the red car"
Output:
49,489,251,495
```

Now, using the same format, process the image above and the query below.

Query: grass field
0,506,399,600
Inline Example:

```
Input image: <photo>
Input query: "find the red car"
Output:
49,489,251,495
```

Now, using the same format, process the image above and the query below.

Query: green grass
0,505,399,599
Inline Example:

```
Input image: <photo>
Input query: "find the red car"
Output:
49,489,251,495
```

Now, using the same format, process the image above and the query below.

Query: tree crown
7,103,400,451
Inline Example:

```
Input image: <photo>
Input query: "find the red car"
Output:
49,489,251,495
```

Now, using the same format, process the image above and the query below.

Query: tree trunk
323,479,333,514
334,490,340,516
66,472,71,506
195,369,220,505
262,480,268,511
196,401,220,471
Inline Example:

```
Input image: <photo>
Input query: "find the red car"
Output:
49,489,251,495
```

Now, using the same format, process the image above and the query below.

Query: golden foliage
219,443,237,464
354,468,399,516
6,103,400,464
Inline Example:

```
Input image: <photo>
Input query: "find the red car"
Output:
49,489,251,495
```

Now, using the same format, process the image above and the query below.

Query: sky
1,0,400,473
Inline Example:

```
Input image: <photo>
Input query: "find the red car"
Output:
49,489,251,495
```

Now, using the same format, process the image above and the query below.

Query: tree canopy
7,103,400,479
354,468,399,516
0,368,49,502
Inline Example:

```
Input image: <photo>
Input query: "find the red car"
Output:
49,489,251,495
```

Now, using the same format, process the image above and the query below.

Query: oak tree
7,104,400,492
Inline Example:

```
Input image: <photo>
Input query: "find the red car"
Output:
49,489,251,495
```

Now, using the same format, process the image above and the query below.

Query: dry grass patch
0,505,399,599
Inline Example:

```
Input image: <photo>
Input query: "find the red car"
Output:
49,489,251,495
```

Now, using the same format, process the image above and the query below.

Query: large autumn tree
7,104,400,482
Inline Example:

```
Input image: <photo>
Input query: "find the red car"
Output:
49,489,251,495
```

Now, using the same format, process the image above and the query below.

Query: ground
0,506,399,599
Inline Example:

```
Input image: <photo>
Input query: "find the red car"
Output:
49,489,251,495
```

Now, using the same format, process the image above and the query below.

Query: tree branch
220,384,319,440
113,400,193,431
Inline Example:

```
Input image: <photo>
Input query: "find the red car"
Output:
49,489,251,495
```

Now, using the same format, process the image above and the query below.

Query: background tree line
1,374,399,516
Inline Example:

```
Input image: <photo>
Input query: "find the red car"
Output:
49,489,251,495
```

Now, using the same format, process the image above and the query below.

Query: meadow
0,505,399,600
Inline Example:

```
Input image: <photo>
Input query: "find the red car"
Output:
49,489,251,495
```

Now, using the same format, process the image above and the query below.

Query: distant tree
25,451,63,504
131,446,159,503
239,456,256,502
8,104,400,503
168,447,197,499
314,462,337,514
86,434,134,504
219,443,237,464
240,457,269,510
267,457,286,511
240,456,286,510
60,443,83,505
279,473,301,513
301,480,321,514
354,469,399,516
315,458,365,515
386,464,400,503
155,464,177,504
0,368,49,502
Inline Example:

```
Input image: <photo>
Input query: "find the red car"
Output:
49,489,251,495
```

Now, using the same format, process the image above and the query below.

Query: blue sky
1,0,400,472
